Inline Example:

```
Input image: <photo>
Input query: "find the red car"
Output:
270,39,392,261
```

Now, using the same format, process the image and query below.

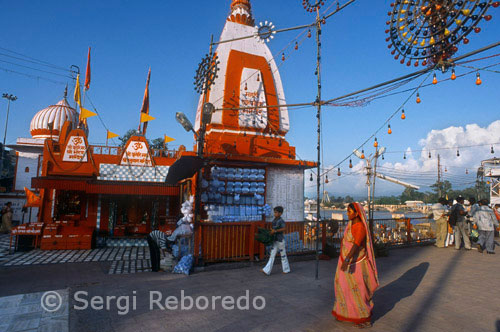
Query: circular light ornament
194,52,220,94
303,0,326,13
254,21,276,43
387,0,494,68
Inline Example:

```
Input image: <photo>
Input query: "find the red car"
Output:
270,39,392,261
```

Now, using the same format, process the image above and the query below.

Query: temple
10,0,315,261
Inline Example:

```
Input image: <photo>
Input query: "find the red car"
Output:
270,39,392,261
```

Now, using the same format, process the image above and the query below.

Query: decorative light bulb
401,109,406,119
432,73,438,84
476,72,482,85
457,149,460,157
361,149,365,159
307,30,312,38
491,146,495,154
257,73,260,82
466,169,469,174
295,42,298,50
310,173,313,181
245,82,248,91
282,53,285,61
325,175,329,184
349,159,353,168
445,167,448,172
388,124,392,134
428,151,432,158
416,93,421,104
337,168,341,176
403,152,406,160
374,137,378,148
451,69,456,80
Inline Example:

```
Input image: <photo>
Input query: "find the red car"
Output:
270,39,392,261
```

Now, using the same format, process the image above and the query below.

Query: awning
165,155,203,185
32,177,179,196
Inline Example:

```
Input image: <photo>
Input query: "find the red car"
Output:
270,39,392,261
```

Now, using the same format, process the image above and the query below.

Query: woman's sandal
354,322,372,329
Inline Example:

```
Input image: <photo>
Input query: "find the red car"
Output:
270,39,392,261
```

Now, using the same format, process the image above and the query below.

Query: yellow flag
107,130,119,139
80,107,97,119
74,74,81,106
140,112,156,123
164,135,175,143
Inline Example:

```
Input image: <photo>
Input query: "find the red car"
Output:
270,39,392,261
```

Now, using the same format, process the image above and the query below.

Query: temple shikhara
8,0,314,262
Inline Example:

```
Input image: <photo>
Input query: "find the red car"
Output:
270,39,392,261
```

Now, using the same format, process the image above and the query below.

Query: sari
332,202,379,324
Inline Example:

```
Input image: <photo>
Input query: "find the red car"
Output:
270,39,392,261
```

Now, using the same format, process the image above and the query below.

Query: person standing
332,202,379,328
432,198,449,248
450,196,471,250
472,199,499,254
262,206,290,275
147,229,171,272
0,202,13,233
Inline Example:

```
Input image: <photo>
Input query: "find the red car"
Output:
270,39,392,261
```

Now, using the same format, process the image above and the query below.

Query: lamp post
1,93,17,179
353,146,385,239
2,93,17,146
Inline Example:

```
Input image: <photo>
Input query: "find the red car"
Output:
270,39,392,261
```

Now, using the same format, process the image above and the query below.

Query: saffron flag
140,112,155,123
164,135,175,143
80,107,97,119
74,74,81,106
107,130,119,139
24,187,41,207
84,47,91,90
140,68,151,134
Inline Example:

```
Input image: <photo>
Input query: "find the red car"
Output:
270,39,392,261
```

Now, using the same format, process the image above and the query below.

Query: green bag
255,227,275,246
470,229,479,243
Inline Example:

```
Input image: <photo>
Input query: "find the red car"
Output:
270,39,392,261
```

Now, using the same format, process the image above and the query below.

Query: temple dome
228,0,254,26
30,96,78,139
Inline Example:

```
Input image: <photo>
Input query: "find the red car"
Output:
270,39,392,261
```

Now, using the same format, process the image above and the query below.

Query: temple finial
63,84,68,99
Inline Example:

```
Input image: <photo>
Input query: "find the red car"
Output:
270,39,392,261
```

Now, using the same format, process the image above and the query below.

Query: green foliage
118,129,165,150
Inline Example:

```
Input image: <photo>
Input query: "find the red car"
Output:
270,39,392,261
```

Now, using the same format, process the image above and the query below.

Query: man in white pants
262,206,290,275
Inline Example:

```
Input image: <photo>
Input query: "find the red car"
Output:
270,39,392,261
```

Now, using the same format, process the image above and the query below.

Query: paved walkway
0,245,499,331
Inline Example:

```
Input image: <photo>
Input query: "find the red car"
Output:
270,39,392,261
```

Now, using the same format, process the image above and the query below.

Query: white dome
30,98,78,139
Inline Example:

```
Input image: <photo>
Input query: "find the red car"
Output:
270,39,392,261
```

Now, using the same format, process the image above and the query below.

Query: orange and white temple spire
195,0,293,159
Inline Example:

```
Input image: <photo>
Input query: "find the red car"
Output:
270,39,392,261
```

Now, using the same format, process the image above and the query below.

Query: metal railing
90,145,178,158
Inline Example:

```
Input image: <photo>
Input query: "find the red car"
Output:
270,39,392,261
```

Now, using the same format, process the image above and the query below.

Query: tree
430,180,452,199
118,129,165,150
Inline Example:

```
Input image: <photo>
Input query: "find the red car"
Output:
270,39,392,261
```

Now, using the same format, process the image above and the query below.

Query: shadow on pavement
372,262,429,322
496,320,500,332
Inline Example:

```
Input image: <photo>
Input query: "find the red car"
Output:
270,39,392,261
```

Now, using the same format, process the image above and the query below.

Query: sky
1,0,500,198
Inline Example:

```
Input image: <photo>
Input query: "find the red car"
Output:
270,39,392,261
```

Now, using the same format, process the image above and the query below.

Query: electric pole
1,93,17,179
437,154,441,198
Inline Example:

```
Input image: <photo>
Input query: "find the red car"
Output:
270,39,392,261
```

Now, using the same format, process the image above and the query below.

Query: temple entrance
101,194,179,237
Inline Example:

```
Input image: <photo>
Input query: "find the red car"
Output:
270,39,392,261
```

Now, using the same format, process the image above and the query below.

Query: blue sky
2,0,500,197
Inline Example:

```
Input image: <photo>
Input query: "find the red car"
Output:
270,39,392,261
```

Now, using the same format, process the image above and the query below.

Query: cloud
306,120,500,197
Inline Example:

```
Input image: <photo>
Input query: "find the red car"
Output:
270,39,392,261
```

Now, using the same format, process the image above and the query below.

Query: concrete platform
0,245,498,331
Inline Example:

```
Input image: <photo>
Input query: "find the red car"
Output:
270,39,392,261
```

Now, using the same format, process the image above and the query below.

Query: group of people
432,196,500,254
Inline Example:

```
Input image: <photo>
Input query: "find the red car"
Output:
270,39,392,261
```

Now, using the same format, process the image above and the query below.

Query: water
307,209,429,224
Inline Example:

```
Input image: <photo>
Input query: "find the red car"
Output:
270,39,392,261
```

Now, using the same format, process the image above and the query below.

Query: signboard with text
120,141,152,167
63,136,88,162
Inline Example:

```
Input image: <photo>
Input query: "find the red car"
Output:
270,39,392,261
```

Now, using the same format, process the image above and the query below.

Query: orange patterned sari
332,202,379,324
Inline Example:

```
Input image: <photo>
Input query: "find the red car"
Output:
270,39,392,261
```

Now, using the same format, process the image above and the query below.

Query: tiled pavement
0,289,69,332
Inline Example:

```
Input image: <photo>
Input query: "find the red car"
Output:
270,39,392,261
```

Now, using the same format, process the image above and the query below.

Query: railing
91,145,178,158
196,216,435,263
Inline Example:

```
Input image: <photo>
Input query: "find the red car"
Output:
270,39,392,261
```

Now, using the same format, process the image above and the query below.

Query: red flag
140,68,151,135
84,47,91,90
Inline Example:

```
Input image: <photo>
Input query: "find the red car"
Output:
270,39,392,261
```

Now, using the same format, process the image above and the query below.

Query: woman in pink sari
332,202,379,328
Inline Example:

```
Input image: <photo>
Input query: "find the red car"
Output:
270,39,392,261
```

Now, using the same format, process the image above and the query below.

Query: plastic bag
172,254,194,275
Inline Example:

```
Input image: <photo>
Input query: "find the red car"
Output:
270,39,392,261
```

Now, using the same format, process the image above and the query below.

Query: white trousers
263,240,290,275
